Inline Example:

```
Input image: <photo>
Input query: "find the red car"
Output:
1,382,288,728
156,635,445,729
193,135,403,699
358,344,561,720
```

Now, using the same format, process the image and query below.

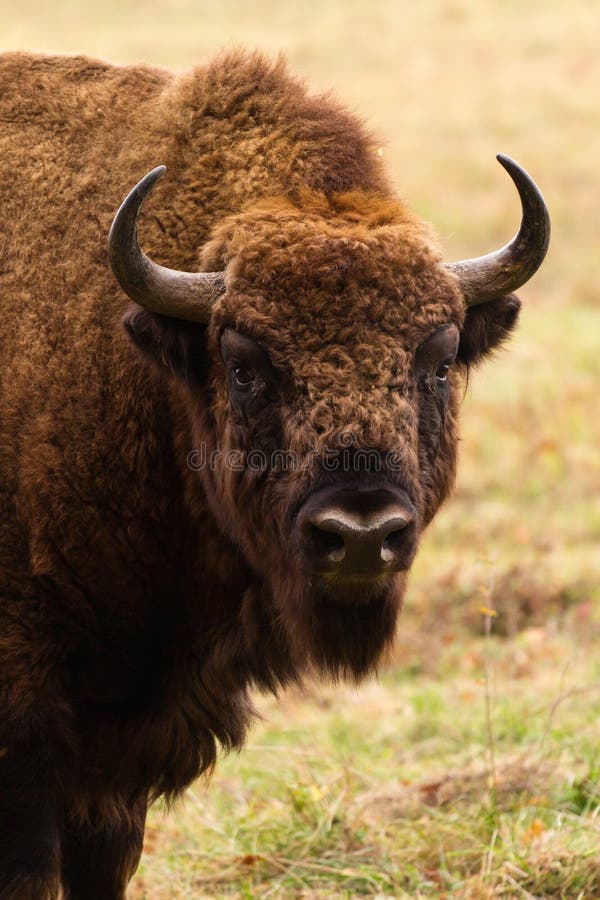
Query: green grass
132,629,600,897
2,1,599,896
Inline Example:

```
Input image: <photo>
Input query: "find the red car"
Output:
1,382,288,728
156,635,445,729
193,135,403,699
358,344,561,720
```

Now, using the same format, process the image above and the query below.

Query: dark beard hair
270,570,404,682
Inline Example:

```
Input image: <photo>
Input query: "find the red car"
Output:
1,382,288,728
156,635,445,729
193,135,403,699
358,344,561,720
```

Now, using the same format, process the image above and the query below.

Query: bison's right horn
108,166,225,324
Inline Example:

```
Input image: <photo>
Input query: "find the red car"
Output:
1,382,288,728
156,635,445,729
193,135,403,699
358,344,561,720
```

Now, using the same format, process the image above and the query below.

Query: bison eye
233,365,257,387
415,324,460,388
435,359,453,382
220,327,273,395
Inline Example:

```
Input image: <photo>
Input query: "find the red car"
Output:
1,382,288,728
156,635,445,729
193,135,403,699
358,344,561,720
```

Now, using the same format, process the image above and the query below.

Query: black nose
297,487,417,577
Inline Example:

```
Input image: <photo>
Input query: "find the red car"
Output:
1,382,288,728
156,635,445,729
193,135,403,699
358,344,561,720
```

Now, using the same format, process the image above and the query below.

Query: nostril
381,527,410,562
307,524,345,562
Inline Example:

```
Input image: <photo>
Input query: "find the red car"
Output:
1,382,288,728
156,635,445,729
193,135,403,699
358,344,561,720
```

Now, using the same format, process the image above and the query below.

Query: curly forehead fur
205,189,464,345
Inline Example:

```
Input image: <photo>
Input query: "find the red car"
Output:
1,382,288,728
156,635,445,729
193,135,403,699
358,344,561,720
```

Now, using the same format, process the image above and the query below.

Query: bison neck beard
269,568,406,682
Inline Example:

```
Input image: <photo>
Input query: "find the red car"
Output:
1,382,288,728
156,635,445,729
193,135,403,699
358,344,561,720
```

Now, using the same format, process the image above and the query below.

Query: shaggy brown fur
0,49,520,897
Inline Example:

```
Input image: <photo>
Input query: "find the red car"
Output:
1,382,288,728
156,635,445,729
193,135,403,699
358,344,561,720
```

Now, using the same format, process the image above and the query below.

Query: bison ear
123,307,209,383
457,293,521,367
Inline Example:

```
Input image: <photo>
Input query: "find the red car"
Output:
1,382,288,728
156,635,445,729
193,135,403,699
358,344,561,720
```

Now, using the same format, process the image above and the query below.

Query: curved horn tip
496,152,517,171
108,165,168,248
495,153,550,220
496,153,525,184
495,153,546,198
146,164,167,182
498,152,551,253
134,165,168,199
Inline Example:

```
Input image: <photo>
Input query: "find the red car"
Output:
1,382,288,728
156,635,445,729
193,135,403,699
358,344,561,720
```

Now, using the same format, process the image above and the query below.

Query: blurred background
2,1,599,896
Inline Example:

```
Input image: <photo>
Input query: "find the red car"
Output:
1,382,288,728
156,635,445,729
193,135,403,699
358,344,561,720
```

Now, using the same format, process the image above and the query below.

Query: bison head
109,157,549,679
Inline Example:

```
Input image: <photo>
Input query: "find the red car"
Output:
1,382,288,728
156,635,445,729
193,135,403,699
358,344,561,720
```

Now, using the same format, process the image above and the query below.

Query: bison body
0,50,548,898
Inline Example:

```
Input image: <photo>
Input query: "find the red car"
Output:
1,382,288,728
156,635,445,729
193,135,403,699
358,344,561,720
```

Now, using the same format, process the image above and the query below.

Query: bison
0,49,549,898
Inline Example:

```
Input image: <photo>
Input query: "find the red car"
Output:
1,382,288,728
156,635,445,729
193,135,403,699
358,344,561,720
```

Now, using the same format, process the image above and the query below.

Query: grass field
2,1,599,896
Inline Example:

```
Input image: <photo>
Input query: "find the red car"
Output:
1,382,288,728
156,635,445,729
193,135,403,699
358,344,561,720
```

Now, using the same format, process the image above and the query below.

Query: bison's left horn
108,166,225,323
444,154,550,306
